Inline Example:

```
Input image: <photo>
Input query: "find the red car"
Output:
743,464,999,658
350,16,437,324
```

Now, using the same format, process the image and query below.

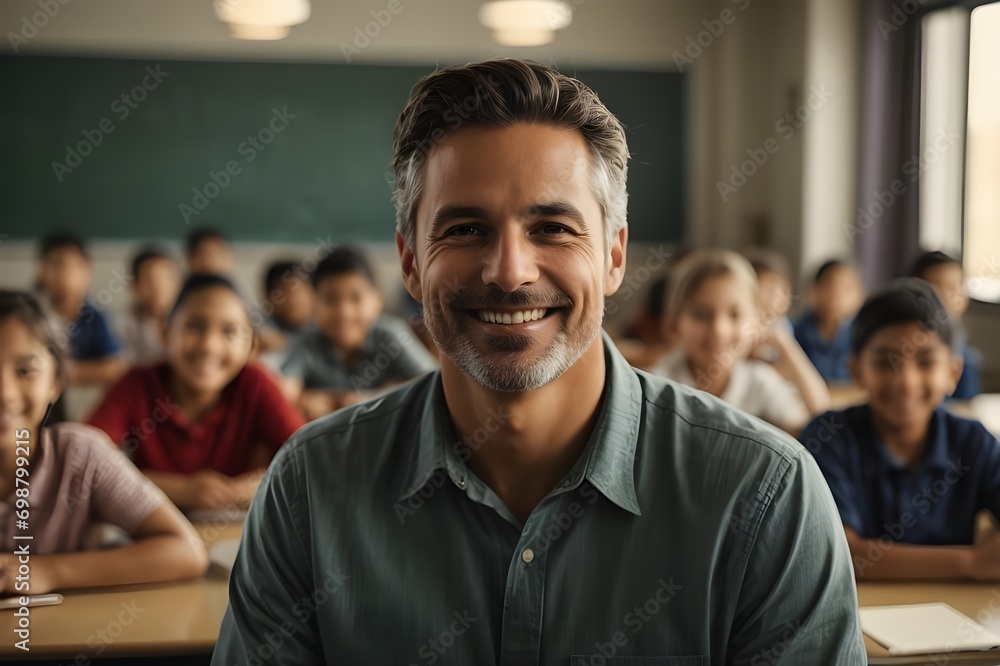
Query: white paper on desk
860,603,1000,655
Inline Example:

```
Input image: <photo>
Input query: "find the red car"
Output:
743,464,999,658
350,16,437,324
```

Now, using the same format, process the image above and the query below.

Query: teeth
477,308,548,324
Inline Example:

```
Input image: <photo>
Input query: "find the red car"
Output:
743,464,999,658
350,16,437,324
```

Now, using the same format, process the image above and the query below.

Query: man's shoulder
274,372,436,470
634,367,805,467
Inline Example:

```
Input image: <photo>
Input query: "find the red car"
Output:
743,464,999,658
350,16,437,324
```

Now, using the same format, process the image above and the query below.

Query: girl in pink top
0,291,208,595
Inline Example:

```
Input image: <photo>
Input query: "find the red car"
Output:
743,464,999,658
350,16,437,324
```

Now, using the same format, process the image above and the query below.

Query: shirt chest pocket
570,657,707,665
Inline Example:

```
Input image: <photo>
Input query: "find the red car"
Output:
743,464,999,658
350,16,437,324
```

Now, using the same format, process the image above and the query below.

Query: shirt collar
398,329,642,516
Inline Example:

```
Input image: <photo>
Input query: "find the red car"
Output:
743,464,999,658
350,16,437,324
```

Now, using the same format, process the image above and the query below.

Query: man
213,59,865,665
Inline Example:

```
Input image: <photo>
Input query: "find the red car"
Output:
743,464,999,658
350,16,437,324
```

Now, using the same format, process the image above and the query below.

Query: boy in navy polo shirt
793,259,864,383
911,250,981,400
36,234,124,386
801,278,1000,581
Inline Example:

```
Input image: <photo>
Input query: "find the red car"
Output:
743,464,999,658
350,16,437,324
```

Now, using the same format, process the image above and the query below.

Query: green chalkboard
0,56,683,243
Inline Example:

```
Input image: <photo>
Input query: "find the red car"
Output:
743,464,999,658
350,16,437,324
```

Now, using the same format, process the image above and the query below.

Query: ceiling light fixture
214,0,311,41
479,0,573,47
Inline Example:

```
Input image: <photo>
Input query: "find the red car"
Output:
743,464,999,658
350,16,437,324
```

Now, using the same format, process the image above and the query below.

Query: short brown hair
392,59,629,250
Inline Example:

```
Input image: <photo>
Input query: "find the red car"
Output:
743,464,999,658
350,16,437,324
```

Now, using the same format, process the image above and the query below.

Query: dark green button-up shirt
213,333,865,665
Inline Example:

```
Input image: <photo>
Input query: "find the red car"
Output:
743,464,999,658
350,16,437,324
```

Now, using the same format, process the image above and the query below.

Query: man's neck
440,336,607,524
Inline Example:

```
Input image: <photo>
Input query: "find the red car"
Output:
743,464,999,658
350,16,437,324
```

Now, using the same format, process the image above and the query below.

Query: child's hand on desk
185,469,240,510
0,554,55,595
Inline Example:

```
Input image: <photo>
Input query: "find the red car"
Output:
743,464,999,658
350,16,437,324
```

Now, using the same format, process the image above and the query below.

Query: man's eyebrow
429,206,488,237
525,202,589,233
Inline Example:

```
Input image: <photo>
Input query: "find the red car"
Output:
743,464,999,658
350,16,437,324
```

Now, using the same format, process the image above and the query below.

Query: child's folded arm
844,526,988,581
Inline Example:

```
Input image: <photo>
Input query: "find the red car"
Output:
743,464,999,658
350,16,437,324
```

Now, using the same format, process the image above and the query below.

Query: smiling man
213,59,865,665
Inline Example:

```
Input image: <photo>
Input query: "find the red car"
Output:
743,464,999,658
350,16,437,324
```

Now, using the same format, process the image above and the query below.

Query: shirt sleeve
212,443,325,664
728,450,866,664
380,317,438,381
972,424,1000,520
84,429,166,532
86,371,137,448
248,364,305,453
799,412,865,535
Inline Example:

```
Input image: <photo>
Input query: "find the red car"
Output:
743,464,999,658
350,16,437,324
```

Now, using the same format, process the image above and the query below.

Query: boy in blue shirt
802,278,1000,581
36,234,124,386
911,250,981,399
793,259,864,383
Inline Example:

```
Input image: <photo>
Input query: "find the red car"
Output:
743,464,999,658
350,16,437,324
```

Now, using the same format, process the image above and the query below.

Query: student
185,227,233,276
614,275,672,370
745,247,831,415
120,247,180,367
911,250,981,399
214,59,864,663
280,247,437,419
793,259,864,384
652,249,813,434
35,234,125,386
88,274,304,511
802,279,1000,581
0,291,207,595
256,260,315,357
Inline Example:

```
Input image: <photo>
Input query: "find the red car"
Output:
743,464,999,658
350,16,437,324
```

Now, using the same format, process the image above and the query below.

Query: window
918,1,1000,302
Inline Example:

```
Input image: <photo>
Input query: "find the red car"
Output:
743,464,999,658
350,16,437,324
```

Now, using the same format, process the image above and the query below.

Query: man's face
398,123,626,392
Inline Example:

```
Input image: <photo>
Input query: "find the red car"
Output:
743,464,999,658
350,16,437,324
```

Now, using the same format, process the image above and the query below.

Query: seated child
0,291,207,595
652,249,811,434
802,279,1000,580
911,250,981,399
185,227,233,276
121,246,180,367
281,247,438,420
744,247,830,415
88,274,304,511
256,260,315,358
35,233,125,386
793,259,864,384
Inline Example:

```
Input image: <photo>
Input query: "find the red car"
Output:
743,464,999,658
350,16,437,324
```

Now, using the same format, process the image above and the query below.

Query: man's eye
539,224,569,236
447,226,481,237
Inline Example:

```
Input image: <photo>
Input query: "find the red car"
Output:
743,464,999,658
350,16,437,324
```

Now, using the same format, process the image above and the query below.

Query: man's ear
603,225,628,297
397,231,423,302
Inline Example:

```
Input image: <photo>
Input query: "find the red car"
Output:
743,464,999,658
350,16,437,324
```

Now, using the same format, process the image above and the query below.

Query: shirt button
521,548,534,564
456,478,467,489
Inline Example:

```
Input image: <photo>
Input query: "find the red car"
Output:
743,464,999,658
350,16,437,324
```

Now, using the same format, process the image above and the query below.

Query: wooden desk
0,521,242,660
859,581,1000,664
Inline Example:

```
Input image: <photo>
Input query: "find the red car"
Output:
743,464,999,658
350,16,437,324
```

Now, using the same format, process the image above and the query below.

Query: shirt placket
499,510,549,666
